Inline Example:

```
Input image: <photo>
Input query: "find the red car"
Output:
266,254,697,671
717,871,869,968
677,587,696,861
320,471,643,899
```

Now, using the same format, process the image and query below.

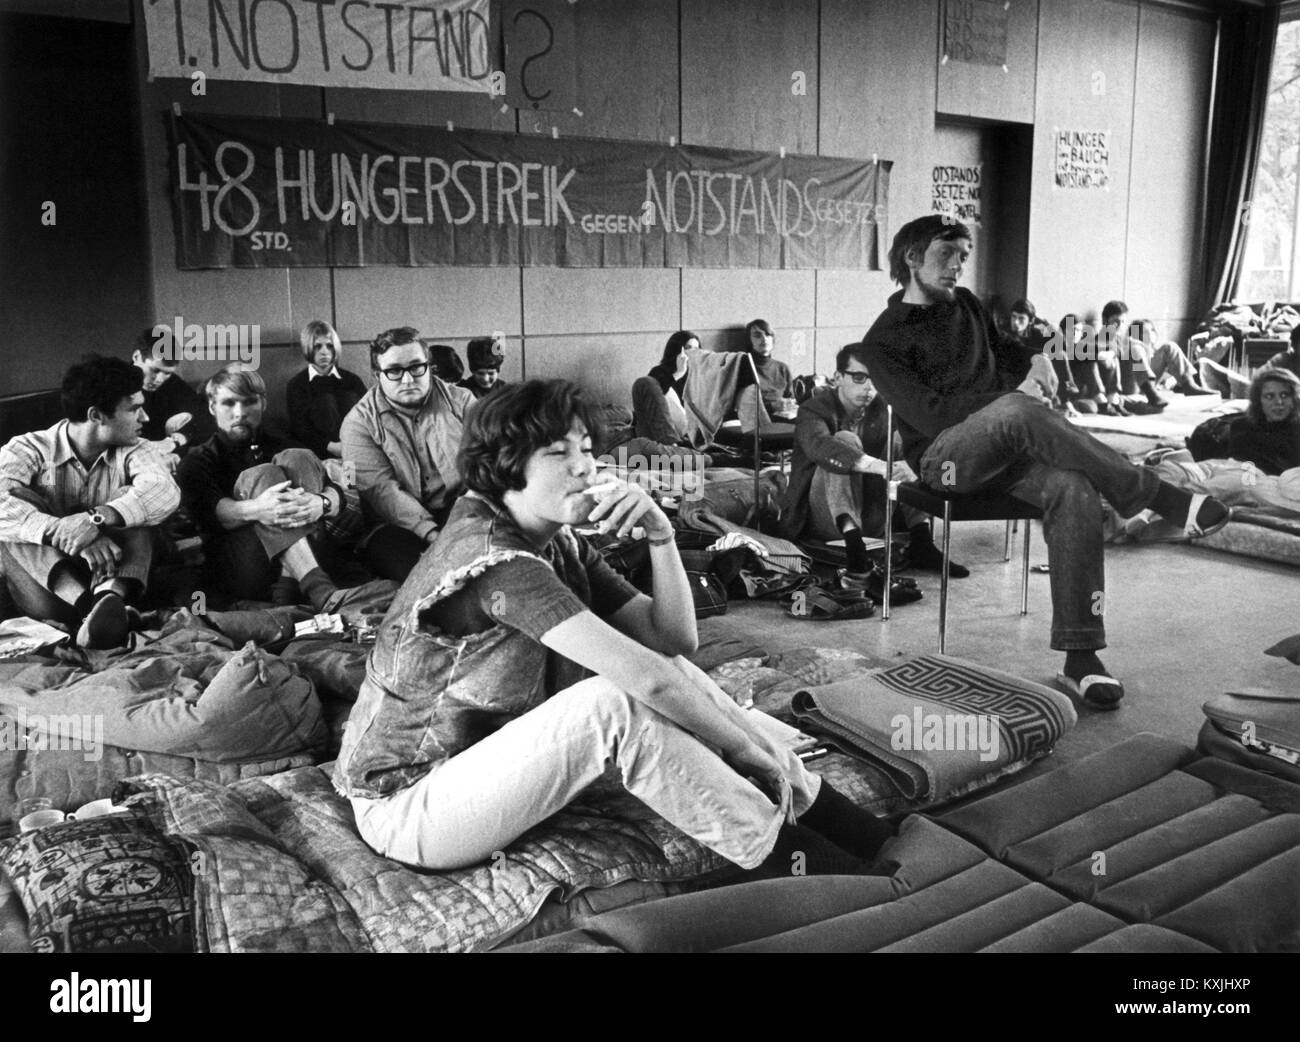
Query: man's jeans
808,431,922,540
350,657,822,872
918,393,1160,650
208,448,355,600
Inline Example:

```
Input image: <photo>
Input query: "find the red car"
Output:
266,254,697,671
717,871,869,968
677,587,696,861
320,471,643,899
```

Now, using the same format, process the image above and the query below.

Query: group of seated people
1004,298,1218,417
4,212,1291,887
0,324,508,647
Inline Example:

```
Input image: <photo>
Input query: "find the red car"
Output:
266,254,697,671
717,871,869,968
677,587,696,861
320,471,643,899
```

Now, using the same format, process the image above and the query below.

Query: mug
68,798,127,821
19,809,66,833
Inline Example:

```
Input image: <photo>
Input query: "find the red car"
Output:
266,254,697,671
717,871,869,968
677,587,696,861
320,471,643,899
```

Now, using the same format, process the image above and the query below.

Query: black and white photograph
0,0,1294,1007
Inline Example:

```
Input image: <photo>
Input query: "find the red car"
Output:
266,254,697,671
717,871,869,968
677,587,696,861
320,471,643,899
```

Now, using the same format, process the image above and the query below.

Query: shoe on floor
903,540,970,578
76,592,130,649
839,567,922,606
1176,382,1217,396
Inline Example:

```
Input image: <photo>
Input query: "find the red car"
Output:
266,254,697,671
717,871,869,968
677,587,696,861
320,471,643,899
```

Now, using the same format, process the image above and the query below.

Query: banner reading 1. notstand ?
144,0,491,92
166,113,891,270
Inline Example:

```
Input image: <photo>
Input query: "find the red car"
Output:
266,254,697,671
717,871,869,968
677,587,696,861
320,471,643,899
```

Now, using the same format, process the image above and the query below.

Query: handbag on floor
1197,688,1300,784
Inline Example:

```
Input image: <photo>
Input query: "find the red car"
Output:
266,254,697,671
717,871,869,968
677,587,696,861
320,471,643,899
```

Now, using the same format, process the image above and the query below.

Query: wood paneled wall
3,0,1224,410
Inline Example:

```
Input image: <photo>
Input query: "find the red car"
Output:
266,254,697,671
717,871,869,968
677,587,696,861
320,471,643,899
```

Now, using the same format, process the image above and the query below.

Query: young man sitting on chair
861,215,1230,710
778,342,969,585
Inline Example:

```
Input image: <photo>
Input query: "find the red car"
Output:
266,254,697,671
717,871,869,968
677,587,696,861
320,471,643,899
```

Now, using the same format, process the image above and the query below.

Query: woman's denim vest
333,493,583,799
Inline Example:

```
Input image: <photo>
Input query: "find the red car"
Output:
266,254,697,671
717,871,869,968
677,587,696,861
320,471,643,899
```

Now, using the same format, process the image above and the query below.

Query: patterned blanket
119,769,726,953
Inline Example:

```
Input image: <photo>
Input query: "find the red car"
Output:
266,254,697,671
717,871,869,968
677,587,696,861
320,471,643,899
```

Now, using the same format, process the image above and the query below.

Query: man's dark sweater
142,374,214,445
860,288,1030,471
177,428,296,540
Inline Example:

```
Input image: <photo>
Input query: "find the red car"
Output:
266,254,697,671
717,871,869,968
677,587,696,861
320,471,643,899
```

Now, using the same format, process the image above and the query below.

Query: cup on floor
19,809,66,833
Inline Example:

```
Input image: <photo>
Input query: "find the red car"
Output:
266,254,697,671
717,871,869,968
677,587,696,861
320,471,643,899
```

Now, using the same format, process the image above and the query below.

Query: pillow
0,812,196,953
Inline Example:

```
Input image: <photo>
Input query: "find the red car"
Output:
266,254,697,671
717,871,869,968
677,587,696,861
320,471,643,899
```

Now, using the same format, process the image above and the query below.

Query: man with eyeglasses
779,343,968,590
340,326,473,581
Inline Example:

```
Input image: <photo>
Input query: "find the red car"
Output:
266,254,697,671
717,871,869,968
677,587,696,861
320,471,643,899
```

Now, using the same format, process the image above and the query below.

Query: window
1239,14,1300,301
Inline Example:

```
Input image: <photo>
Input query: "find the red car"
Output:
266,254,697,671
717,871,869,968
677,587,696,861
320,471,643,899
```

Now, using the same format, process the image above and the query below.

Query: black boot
751,822,887,879
798,781,896,861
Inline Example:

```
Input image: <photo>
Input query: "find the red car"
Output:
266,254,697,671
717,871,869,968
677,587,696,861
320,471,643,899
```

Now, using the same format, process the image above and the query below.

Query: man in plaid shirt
0,356,180,647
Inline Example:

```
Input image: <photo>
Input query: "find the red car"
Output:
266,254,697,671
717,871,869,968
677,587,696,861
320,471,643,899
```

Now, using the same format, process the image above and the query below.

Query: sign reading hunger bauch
166,113,892,270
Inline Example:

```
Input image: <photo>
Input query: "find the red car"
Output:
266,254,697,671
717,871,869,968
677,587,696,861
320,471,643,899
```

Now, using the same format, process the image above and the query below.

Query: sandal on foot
1181,493,1230,539
1055,671,1125,710
787,585,875,621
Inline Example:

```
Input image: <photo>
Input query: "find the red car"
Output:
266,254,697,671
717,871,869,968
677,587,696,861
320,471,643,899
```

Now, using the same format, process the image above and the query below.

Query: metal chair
880,404,1043,653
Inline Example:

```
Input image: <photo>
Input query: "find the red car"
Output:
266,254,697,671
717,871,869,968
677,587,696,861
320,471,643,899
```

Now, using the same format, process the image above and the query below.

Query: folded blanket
791,655,1076,801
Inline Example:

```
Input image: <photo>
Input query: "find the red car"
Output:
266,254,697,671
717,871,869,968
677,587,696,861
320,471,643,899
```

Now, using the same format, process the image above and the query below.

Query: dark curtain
1199,4,1281,313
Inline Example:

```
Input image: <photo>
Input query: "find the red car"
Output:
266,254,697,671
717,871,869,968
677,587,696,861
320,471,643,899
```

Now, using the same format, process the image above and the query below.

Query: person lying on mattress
333,378,895,877
1124,368,1300,529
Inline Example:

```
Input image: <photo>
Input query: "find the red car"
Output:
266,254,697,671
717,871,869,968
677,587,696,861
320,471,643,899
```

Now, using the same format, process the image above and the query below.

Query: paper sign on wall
143,0,492,92
931,164,981,225
943,0,1009,66
1054,129,1111,189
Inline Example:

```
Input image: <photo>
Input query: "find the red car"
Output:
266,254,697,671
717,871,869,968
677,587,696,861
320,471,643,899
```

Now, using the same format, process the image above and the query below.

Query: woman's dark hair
369,326,427,370
459,379,598,500
428,344,464,382
745,318,773,341
1246,367,1300,427
660,329,698,369
61,355,143,423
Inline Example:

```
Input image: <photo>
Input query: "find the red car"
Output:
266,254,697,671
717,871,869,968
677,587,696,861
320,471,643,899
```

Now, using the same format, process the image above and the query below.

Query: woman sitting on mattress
1124,368,1300,530
333,379,893,876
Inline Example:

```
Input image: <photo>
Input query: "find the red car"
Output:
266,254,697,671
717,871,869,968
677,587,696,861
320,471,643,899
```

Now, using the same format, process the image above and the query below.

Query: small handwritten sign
931,164,981,225
1054,129,1111,189
943,0,1009,67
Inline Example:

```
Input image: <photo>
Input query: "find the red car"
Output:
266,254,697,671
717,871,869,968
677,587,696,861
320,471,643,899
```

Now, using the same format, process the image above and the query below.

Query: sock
1149,482,1228,531
1063,649,1106,681
908,521,934,546
906,523,969,578
837,514,870,574
797,780,896,861
751,822,883,878
298,567,338,611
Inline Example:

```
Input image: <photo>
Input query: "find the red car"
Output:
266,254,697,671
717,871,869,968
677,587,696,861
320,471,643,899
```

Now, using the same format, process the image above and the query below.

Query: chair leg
1020,519,1032,615
1003,519,1012,562
882,486,895,621
939,500,951,654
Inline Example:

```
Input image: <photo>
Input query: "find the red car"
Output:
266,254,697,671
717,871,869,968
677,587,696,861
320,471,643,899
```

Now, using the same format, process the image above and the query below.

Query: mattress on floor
507,733,1300,952
1194,510,1300,568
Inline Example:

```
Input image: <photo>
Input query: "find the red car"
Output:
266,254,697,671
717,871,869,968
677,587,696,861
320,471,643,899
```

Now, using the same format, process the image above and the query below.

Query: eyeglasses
378,363,429,382
838,370,872,385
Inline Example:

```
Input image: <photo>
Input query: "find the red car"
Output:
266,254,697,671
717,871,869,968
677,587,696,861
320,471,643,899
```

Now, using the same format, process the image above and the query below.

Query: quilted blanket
118,769,727,953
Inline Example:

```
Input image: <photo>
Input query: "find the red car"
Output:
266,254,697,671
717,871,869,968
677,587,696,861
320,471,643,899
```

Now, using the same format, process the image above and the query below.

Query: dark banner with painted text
166,113,890,270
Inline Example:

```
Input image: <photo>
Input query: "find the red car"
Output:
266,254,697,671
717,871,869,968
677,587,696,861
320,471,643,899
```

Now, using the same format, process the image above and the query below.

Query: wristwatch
87,507,108,527
317,492,332,518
